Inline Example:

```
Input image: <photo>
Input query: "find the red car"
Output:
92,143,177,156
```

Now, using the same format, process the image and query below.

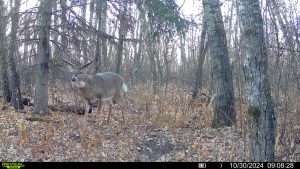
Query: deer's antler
62,59,75,66
81,56,94,69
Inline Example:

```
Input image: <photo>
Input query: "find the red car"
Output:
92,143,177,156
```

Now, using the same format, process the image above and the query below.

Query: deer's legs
107,100,113,124
84,102,92,124
85,103,92,115
113,95,126,124
96,100,102,127
113,93,121,104
97,100,102,115
121,105,125,124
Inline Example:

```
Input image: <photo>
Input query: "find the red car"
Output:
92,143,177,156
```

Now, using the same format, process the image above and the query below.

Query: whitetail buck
63,58,128,123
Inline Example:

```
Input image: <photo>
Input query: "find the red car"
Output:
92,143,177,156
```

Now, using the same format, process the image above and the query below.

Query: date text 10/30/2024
228,162,294,168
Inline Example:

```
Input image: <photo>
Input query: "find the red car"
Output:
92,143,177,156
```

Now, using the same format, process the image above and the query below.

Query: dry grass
0,84,299,161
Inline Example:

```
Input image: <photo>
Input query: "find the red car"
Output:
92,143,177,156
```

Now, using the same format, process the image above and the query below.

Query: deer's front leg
107,100,113,124
85,102,92,115
97,99,102,115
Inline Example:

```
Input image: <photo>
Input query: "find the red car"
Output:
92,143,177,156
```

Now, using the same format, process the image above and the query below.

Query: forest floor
0,85,299,162
0,109,244,162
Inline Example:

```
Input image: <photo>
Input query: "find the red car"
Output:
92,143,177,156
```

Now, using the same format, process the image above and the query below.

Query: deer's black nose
71,77,76,82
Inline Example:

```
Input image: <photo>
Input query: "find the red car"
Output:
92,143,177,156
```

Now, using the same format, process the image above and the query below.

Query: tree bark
180,34,187,64
34,0,53,115
60,0,67,52
238,0,276,161
133,8,145,84
81,0,88,60
115,2,127,74
203,0,236,128
0,0,11,103
8,0,23,110
52,0,58,58
89,0,95,25
94,0,102,73
101,1,108,71
192,16,208,99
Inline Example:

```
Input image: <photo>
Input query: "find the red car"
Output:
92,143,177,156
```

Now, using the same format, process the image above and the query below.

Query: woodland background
0,0,299,162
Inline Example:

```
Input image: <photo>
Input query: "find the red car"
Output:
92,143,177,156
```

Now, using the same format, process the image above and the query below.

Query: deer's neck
77,76,94,100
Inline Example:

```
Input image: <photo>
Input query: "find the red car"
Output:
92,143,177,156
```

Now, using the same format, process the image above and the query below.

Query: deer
63,58,128,123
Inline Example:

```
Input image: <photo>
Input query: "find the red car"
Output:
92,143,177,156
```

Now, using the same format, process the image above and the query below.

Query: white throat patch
101,96,113,101
75,81,86,88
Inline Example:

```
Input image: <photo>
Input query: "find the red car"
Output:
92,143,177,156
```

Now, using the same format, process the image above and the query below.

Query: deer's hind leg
112,92,121,104
96,99,102,115
107,100,113,124
85,102,92,114
112,93,125,123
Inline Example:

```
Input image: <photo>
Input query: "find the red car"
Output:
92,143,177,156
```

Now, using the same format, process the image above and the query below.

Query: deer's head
62,58,93,88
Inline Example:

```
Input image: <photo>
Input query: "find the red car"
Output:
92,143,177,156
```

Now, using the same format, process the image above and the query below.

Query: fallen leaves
0,85,298,162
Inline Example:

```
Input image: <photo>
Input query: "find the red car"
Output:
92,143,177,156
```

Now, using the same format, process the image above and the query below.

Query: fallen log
48,104,86,115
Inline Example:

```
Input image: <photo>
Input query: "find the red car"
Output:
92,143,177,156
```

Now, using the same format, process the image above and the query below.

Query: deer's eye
78,72,83,75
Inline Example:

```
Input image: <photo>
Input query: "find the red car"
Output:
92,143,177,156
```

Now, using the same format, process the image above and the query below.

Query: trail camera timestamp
229,163,264,168
229,162,295,168
267,163,294,168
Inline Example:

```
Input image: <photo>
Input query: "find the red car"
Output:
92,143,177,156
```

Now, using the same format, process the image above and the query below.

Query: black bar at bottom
0,162,298,169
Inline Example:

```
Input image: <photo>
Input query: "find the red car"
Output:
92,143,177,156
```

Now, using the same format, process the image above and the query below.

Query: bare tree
238,0,276,161
192,16,208,99
0,0,11,103
133,5,145,84
101,0,108,71
203,0,236,128
34,0,53,114
94,0,102,73
94,0,108,73
8,0,23,110
115,1,128,74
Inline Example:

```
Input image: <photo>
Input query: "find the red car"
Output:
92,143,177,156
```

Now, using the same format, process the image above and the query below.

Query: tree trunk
180,34,187,64
192,16,208,99
133,9,145,84
61,0,67,52
155,38,163,83
115,3,127,74
0,0,11,103
24,14,30,67
8,0,23,110
94,1,102,73
270,0,299,101
34,0,53,115
203,0,236,128
52,0,58,58
149,39,159,95
89,0,95,25
81,0,88,60
238,0,276,161
163,36,171,85
101,1,108,71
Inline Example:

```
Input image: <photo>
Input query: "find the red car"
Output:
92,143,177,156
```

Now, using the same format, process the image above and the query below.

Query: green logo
2,163,25,169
